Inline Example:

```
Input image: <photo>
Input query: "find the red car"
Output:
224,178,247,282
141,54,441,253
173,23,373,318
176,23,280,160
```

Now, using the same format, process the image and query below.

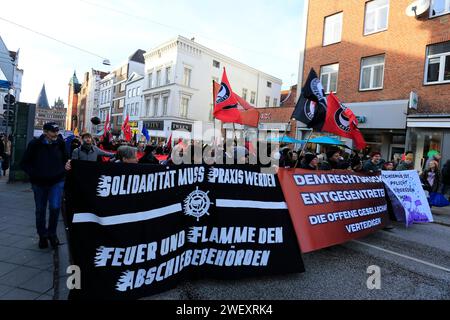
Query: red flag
322,93,366,150
103,112,112,142
213,68,259,127
121,114,132,142
167,133,172,153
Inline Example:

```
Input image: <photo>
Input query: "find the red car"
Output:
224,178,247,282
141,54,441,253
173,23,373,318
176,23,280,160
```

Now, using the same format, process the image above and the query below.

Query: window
213,60,220,68
267,81,272,88
323,12,343,46
425,41,450,84
135,102,140,116
430,0,450,17
119,99,125,109
137,87,141,96
320,63,339,93
148,73,153,88
265,96,270,107
360,55,385,90
180,97,189,118
165,67,171,84
153,97,159,116
273,98,278,107
156,70,161,87
145,99,151,116
364,0,389,35
242,88,248,101
183,67,192,87
162,96,168,116
127,89,132,98
120,82,126,92
133,88,137,97
250,91,256,104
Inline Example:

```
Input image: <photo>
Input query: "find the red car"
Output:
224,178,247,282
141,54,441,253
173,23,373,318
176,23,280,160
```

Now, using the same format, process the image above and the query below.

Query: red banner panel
278,169,389,253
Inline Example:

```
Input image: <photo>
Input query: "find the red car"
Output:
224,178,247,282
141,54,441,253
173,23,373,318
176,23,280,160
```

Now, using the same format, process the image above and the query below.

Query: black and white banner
65,161,304,299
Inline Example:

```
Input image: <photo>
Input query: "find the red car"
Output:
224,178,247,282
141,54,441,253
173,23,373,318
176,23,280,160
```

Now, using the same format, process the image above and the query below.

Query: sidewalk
0,175,70,300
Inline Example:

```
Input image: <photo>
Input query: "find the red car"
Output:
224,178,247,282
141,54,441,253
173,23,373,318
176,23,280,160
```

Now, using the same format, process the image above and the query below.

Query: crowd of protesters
16,122,450,249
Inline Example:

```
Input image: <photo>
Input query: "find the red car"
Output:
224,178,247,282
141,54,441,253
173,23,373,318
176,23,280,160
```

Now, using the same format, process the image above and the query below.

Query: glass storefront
408,128,443,170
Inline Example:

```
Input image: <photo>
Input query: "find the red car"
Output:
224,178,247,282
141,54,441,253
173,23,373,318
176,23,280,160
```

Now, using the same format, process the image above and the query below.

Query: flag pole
294,128,314,168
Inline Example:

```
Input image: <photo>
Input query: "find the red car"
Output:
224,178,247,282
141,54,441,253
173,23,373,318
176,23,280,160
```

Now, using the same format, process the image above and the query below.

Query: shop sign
144,121,164,131
171,122,192,132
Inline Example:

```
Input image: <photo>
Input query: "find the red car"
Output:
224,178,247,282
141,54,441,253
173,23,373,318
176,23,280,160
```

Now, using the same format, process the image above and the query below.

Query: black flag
291,68,327,130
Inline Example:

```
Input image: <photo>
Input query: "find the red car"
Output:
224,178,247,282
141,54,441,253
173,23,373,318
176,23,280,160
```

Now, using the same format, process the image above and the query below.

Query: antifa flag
291,68,327,130
213,68,259,127
65,161,304,299
322,93,366,150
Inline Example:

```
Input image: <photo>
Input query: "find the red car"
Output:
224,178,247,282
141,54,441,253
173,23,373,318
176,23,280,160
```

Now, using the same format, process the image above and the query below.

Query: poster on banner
278,169,389,253
381,170,433,226
65,162,304,300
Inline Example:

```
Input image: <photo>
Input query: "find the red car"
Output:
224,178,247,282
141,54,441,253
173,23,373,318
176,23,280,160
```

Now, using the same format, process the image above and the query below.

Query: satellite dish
406,0,430,17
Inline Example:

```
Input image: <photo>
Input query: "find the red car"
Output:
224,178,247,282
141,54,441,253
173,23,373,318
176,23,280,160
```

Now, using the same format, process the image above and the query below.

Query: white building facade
141,36,282,142
98,73,114,133
124,72,144,136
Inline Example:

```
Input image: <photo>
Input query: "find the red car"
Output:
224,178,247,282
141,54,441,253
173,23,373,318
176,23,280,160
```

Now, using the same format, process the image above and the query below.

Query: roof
69,71,80,86
36,84,50,109
129,49,146,64
9,51,16,61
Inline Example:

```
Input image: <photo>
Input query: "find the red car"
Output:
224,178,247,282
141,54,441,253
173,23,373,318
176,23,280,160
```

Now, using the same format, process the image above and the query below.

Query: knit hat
43,122,59,132
304,153,318,166
326,149,340,159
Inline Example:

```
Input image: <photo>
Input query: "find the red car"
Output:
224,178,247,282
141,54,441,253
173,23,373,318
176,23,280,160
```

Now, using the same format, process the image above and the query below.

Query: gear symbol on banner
184,187,213,221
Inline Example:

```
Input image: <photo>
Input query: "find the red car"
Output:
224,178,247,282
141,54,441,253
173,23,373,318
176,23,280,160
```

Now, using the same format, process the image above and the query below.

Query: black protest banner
65,161,304,299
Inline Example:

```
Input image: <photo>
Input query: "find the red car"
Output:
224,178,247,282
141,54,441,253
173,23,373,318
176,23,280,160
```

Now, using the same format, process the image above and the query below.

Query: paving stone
0,288,41,300
0,284,14,297
0,265,42,287
0,262,17,278
18,270,53,294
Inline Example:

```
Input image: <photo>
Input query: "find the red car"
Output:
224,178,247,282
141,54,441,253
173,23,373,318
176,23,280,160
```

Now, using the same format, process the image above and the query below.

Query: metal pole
6,58,16,182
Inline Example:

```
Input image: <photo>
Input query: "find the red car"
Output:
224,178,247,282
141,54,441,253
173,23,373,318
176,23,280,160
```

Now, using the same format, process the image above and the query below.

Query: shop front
344,99,408,160
406,115,450,171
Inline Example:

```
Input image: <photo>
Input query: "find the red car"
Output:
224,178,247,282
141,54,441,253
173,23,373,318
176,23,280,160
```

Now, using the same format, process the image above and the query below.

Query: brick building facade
301,0,450,169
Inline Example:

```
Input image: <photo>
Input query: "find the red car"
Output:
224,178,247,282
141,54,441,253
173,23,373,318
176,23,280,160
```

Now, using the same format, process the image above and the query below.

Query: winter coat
20,135,68,186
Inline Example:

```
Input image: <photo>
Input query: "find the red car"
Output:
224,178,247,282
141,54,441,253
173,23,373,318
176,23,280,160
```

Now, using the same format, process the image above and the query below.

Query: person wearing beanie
300,153,318,170
383,161,395,171
319,148,342,170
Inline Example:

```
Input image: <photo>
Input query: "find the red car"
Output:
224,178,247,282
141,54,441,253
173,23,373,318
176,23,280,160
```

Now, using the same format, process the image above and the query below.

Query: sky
0,0,305,106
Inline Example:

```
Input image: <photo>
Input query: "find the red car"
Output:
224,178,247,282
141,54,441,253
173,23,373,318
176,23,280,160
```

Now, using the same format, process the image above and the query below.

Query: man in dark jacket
20,122,70,249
